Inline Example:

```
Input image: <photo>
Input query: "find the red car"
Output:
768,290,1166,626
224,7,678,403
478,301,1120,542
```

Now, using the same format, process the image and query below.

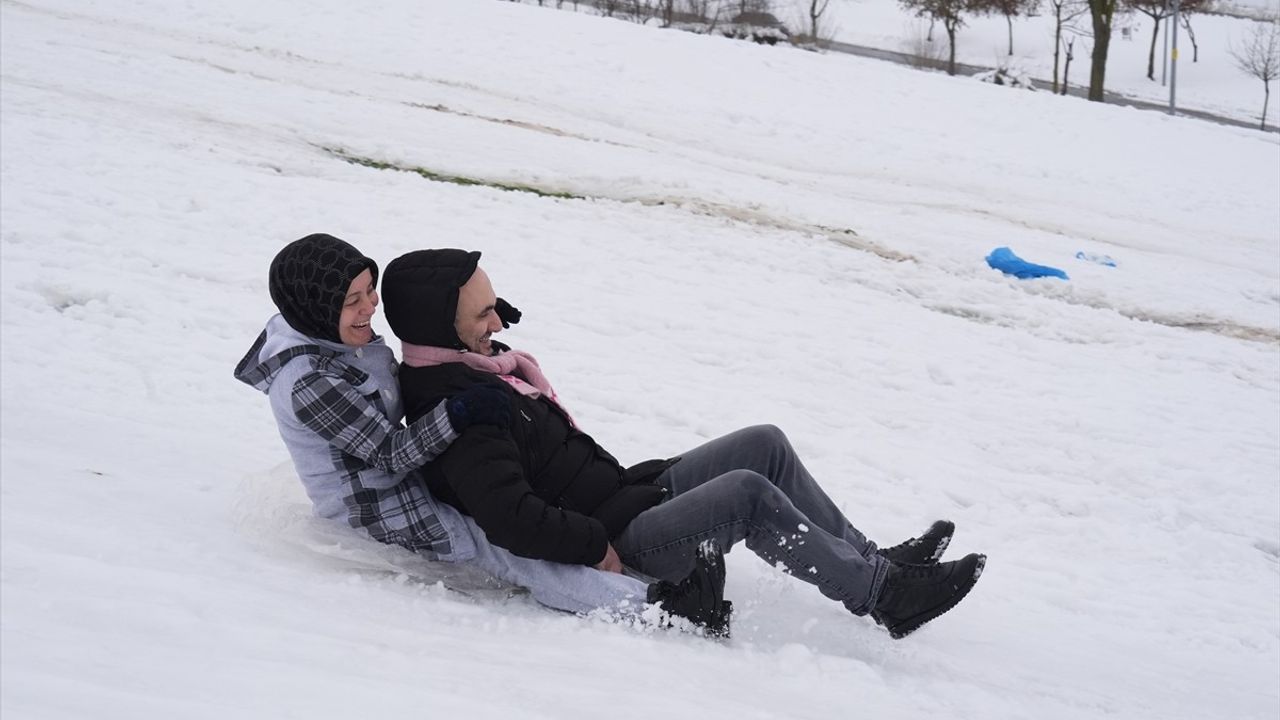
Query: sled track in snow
18,0,1266,347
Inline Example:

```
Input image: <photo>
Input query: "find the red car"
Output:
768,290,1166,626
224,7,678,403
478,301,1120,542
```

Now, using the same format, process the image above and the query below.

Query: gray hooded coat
235,314,476,560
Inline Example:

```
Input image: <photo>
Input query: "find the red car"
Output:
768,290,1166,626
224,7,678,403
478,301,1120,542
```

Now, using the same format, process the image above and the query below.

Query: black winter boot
872,552,985,639
647,539,733,638
878,520,955,566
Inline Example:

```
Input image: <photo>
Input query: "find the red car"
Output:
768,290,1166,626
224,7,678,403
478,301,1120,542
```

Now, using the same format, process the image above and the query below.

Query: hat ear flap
495,298,521,329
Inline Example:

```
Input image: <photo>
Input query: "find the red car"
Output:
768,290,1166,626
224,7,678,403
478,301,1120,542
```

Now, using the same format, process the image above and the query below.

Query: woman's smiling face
338,268,378,346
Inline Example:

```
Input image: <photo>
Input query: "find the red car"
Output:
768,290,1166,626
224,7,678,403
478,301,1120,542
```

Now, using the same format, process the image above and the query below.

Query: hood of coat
381,249,481,350
234,313,393,394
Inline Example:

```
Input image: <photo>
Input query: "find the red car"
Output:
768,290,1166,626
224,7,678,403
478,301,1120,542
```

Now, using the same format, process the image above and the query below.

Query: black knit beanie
382,249,481,348
268,233,378,343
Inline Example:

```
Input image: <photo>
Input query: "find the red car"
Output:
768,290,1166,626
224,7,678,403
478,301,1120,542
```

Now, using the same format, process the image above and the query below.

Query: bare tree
1086,0,1118,101
658,0,675,25
735,0,774,13
976,0,1040,55
1126,0,1205,81
1180,12,1199,61
1061,34,1077,92
1230,16,1280,130
1062,29,1089,93
623,0,657,23
806,0,833,45
900,0,975,75
902,18,949,68
1048,0,1088,91
682,0,724,31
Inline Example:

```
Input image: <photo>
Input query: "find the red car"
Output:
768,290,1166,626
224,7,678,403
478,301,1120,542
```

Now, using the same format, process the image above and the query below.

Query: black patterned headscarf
268,233,378,343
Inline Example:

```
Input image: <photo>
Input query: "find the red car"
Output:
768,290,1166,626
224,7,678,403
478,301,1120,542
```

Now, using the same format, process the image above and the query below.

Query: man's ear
495,298,521,329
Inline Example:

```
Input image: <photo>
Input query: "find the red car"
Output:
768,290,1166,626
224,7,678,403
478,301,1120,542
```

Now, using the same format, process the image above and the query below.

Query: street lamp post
1169,0,1180,114
1161,1,1169,86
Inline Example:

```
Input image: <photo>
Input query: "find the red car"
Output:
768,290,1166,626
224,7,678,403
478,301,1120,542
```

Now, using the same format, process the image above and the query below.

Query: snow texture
2,1,1278,719
810,0,1280,124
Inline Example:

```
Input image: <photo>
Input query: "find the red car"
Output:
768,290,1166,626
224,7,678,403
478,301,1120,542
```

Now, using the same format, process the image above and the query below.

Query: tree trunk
1182,14,1199,62
1088,0,1114,101
1147,16,1160,80
947,23,958,75
1063,43,1073,94
1007,13,1015,55
1052,7,1063,93
928,17,935,42
1264,80,1271,132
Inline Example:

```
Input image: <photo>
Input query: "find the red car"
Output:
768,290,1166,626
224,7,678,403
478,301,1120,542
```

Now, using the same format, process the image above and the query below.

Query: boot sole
706,600,733,639
887,554,985,639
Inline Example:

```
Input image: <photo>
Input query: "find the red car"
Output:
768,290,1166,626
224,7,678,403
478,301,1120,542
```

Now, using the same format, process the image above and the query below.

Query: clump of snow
974,67,1039,90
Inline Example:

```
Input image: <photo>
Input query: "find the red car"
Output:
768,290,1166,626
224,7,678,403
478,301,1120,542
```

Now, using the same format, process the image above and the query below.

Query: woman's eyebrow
346,282,375,300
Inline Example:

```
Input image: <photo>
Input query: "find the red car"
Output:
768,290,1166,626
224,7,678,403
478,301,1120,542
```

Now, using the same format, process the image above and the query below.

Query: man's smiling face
454,267,503,354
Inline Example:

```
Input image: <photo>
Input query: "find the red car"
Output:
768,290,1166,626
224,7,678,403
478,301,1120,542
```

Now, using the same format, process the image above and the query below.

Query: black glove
446,383,511,431
495,297,522,329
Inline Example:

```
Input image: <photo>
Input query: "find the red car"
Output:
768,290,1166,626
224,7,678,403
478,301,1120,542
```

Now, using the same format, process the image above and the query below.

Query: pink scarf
400,342,577,427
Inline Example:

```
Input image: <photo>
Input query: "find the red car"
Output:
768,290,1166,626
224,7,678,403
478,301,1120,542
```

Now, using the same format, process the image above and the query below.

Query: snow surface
691,0,1280,122
794,0,1280,125
2,0,1278,718
535,0,1280,126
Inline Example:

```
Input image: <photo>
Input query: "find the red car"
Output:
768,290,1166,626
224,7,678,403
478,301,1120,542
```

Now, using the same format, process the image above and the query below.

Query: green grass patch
322,146,582,200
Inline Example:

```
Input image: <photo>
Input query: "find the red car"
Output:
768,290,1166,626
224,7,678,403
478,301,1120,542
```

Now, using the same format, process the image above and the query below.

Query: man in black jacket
382,249,986,640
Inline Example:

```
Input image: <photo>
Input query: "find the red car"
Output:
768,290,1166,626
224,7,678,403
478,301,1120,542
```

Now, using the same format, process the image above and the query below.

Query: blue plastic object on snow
985,247,1068,280
1075,251,1117,267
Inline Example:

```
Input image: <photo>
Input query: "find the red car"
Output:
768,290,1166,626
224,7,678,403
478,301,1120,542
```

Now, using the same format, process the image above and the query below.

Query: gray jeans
613,425,889,615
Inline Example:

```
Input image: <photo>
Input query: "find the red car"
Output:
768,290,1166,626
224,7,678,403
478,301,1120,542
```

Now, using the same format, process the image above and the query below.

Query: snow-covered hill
2,1,1277,718
816,0,1280,124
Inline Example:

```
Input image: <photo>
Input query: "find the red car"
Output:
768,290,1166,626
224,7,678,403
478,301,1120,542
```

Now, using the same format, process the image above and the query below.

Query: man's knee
740,423,790,451
720,470,784,515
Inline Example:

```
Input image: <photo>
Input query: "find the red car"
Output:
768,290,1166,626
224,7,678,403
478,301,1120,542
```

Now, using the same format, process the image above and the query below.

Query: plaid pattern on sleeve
291,370,457,483
338,454,454,554
235,323,463,556
288,365,459,552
